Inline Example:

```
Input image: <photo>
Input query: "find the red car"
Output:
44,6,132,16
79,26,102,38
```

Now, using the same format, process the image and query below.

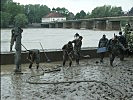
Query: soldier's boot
120,55,124,61
29,64,32,69
63,61,65,66
110,61,113,66
14,66,21,73
36,65,39,69
69,62,72,67
76,59,79,65
100,59,103,63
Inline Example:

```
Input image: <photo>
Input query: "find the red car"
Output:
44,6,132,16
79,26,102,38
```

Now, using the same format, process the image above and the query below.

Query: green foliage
4,1,24,23
75,10,86,19
67,12,75,20
24,4,50,23
55,7,69,17
14,14,28,27
75,13,81,19
0,11,11,28
90,5,123,18
84,12,91,18
128,7,133,16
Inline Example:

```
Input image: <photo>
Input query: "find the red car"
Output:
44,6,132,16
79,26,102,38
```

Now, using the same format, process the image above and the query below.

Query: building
42,12,66,23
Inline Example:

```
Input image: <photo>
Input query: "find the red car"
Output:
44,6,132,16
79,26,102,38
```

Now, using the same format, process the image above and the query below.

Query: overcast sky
13,0,133,14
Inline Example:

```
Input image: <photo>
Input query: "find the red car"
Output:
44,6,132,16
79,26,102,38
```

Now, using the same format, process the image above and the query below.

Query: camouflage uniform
10,27,23,72
72,36,83,65
98,35,108,63
27,49,40,69
62,41,73,67
118,32,127,61
107,37,125,66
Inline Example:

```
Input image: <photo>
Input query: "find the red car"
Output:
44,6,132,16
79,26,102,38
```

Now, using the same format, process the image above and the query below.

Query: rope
25,65,124,99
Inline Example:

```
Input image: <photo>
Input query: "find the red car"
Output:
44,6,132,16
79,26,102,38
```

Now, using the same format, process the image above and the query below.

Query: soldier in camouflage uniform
27,49,40,69
62,41,73,67
10,26,23,72
107,36,126,66
72,36,83,65
98,34,108,63
118,31,127,60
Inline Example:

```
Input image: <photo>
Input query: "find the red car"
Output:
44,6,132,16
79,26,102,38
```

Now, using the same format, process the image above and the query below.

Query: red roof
44,12,64,18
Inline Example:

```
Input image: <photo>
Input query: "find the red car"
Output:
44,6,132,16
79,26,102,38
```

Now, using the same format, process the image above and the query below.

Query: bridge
41,16,133,30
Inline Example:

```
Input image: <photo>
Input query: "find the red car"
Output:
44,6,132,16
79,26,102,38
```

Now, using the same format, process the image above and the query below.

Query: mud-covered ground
1,57,133,100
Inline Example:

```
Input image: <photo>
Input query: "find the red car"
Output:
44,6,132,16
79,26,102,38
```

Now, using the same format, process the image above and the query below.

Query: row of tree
1,0,133,28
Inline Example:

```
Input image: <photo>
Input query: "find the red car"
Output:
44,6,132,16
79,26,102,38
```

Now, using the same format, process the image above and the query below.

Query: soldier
10,26,23,72
118,31,127,61
62,41,73,67
98,34,108,63
72,36,83,65
27,49,40,69
107,36,126,66
74,33,79,39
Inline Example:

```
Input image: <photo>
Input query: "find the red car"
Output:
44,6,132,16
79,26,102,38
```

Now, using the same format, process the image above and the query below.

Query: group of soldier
10,24,131,72
62,33,83,67
98,32,127,66
10,26,83,72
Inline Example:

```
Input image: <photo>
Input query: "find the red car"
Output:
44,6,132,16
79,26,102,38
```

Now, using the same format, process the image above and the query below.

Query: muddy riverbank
1,57,133,100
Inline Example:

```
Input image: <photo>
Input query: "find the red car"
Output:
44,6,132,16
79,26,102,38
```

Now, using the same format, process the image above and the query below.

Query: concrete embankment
0,47,104,65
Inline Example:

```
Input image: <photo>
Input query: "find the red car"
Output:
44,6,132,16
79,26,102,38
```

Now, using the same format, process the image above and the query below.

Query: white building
42,12,66,23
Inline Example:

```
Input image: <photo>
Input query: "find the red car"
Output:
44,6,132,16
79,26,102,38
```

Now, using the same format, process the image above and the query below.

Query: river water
1,28,119,52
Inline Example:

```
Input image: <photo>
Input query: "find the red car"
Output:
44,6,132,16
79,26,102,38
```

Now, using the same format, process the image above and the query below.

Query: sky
13,0,133,14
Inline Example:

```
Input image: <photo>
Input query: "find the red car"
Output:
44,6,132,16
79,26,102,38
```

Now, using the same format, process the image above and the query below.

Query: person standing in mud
98,34,108,63
107,35,126,66
10,26,23,72
27,49,40,69
62,41,73,67
72,36,83,65
118,31,127,61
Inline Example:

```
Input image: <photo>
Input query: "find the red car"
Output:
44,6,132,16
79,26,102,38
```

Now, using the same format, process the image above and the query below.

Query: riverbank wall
0,47,109,65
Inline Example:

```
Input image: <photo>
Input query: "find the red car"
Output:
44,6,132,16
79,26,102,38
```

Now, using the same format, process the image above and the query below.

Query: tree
128,7,133,16
4,1,24,24
67,12,75,20
110,6,123,16
55,7,69,17
80,10,86,19
75,10,86,19
90,5,124,18
75,13,80,19
0,11,11,28
84,12,91,18
14,14,28,27
24,4,50,23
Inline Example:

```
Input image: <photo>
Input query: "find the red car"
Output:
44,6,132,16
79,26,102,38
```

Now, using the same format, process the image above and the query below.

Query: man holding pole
27,49,40,69
10,26,23,72
62,41,73,67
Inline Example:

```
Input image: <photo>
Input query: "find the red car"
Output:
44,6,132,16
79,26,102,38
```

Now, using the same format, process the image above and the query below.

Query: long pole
39,42,51,62
21,44,28,51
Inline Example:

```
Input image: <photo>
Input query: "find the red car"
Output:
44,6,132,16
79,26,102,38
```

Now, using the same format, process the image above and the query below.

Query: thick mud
1,57,133,100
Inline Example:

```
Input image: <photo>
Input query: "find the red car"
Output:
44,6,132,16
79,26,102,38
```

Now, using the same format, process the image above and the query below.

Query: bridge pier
41,23,49,28
111,21,120,30
106,20,112,30
63,22,72,28
55,23,63,28
49,23,55,28
80,21,93,29
72,22,81,29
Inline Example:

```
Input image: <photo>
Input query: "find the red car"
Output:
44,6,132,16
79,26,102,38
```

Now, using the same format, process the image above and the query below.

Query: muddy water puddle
1,58,133,100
